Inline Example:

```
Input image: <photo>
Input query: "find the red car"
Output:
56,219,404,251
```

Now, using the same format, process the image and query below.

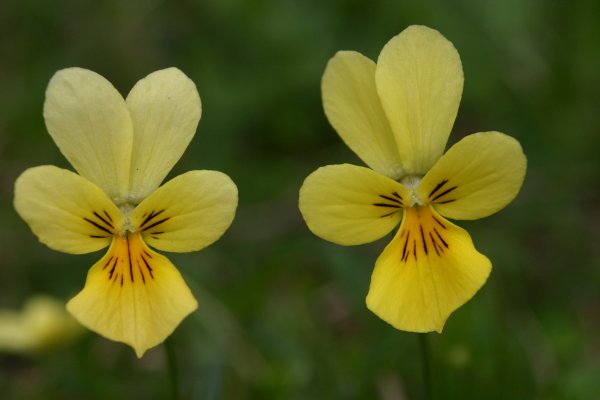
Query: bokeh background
1,0,599,399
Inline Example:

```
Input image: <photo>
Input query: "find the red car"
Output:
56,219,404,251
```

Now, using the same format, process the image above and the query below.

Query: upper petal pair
44,67,201,204
322,25,464,177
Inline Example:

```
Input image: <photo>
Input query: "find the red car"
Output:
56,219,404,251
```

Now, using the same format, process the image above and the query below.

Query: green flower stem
164,338,180,400
418,333,431,400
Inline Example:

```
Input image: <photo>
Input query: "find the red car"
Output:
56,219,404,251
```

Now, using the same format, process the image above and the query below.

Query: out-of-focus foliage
0,0,598,399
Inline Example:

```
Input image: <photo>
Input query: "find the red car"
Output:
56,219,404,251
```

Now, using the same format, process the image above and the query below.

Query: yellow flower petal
0,309,28,352
375,25,464,175
43,68,133,203
130,170,238,253
322,51,404,179
67,233,198,358
416,132,527,220
299,164,410,245
366,206,491,332
0,295,81,354
126,68,202,204
14,166,123,254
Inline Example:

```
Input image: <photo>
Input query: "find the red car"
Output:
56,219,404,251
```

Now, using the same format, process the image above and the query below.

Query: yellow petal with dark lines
366,205,491,332
67,233,198,357
299,164,410,246
416,131,526,220
130,170,238,253
14,166,123,254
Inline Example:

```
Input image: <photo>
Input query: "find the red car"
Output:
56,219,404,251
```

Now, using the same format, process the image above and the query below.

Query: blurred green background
1,0,599,399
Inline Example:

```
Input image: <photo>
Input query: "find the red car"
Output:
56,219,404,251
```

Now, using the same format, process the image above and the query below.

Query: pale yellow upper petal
43,68,133,203
130,170,238,253
366,206,491,332
67,233,198,357
126,68,202,204
375,25,464,175
322,51,404,179
14,166,124,254
417,132,527,220
299,164,410,246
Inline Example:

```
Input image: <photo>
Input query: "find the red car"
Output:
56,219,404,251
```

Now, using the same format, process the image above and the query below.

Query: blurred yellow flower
0,295,83,353
299,25,526,332
14,68,238,357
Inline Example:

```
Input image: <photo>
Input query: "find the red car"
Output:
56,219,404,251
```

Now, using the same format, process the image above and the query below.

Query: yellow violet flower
0,295,83,354
299,25,526,333
14,67,238,357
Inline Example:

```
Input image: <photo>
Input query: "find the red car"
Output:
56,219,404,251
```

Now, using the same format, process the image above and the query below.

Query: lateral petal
322,51,404,179
299,164,409,246
417,132,527,220
43,68,133,203
375,25,464,175
130,171,238,253
67,233,198,358
126,68,202,204
14,166,123,254
366,206,491,332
